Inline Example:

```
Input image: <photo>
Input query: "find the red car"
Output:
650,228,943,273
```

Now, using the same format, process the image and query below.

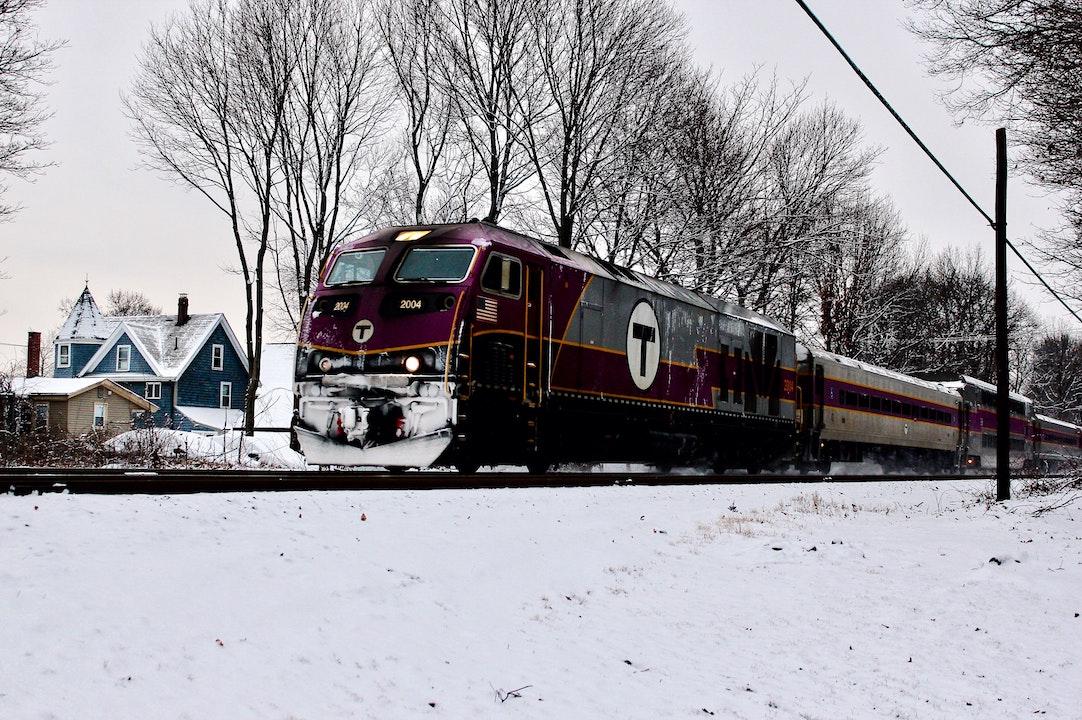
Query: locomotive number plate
399,298,424,311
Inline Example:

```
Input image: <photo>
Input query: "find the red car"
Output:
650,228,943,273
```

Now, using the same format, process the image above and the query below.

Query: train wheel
526,461,550,475
455,461,480,474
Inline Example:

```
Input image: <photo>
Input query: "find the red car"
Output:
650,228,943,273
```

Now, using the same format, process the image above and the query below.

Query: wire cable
793,0,1082,326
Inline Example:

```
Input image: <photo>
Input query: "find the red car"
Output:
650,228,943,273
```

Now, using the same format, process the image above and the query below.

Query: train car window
395,246,476,282
902,402,912,417
859,393,869,409
325,248,386,286
541,244,569,259
480,253,522,298
870,396,882,411
892,400,902,415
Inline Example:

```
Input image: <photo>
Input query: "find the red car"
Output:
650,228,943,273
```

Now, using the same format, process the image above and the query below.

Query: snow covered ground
106,428,307,470
1,480,1079,719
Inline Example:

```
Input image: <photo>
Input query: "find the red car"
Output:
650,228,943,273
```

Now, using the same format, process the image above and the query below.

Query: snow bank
106,428,307,469
2,480,1079,718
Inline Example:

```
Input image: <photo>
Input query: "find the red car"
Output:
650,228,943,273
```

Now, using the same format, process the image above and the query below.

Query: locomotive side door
523,264,545,407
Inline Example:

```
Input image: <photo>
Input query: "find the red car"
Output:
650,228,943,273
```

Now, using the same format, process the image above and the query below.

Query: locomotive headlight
404,355,421,373
319,357,334,373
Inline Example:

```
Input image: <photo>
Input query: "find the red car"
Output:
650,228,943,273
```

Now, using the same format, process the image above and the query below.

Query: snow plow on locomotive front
294,227,480,468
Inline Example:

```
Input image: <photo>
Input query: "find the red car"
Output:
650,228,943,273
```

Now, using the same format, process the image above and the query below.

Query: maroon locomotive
294,221,797,471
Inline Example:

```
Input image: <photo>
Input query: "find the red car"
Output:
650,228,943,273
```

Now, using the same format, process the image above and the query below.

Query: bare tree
105,289,161,316
731,102,879,334
436,0,535,223
813,196,911,359
271,0,390,332
377,0,455,223
1028,333,1082,424
909,0,1082,313
872,247,1037,383
127,0,295,433
0,0,63,218
516,0,684,248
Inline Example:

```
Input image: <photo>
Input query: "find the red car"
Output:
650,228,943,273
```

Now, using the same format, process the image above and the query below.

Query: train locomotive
294,221,796,471
294,221,1082,472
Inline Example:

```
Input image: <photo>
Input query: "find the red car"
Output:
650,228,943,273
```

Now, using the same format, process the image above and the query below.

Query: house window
116,345,131,372
94,402,106,428
34,403,49,430
219,382,232,409
211,344,224,371
145,382,161,400
57,344,71,369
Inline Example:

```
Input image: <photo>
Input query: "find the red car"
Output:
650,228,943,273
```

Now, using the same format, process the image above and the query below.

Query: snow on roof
176,405,246,431
803,347,961,397
1035,413,1081,431
939,375,1031,404
57,286,112,341
9,377,103,396
8,376,157,410
77,313,248,380
120,313,221,373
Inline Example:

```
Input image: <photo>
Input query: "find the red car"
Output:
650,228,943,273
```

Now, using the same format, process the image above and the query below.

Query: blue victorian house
53,286,250,431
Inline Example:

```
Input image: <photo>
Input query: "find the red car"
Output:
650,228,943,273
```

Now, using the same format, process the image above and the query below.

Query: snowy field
1,480,1079,719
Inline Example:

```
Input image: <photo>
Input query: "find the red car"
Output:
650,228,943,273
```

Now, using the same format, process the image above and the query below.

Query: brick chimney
26,331,41,378
177,293,189,326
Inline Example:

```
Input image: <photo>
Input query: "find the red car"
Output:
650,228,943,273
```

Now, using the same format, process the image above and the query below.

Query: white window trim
116,344,131,372
211,344,224,371
219,381,232,409
57,343,71,369
93,402,107,428
145,382,161,400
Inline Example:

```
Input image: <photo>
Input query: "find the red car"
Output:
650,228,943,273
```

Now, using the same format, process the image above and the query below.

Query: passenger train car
294,221,1082,473
938,376,1033,470
295,222,796,471
796,349,965,471
1033,414,1082,470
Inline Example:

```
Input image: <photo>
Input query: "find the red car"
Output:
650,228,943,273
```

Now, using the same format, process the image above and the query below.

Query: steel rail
1,467,1002,495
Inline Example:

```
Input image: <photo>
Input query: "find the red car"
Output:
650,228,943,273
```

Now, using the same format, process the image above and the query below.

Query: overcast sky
0,0,1071,367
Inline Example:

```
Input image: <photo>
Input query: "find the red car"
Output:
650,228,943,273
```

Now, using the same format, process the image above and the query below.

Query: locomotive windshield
325,248,386,286
395,246,476,282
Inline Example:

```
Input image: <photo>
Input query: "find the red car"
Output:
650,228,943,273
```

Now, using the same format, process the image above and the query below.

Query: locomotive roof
800,346,962,398
366,222,792,336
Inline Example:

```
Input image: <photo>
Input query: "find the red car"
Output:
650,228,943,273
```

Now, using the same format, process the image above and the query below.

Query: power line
792,0,1082,327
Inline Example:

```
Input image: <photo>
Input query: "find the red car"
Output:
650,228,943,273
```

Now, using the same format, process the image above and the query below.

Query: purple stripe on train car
820,377,958,426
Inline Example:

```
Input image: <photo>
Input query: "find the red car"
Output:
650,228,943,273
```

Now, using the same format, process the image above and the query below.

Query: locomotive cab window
326,248,386,286
480,253,522,297
395,246,476,283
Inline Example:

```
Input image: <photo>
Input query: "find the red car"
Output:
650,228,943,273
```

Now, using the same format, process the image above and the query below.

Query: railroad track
1,467,1000,495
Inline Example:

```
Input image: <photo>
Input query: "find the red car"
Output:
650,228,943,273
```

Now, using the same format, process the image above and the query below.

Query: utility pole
994,128,1010,502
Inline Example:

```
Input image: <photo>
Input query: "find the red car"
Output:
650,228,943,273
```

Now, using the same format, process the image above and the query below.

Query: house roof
59,287,250,380
57,286,112,341
9,377,158,412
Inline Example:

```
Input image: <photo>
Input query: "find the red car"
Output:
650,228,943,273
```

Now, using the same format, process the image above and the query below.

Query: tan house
8,377,158,435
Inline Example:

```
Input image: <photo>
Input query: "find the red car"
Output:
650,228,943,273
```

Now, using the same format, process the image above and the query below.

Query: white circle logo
352,319,374,344
626,300,660,390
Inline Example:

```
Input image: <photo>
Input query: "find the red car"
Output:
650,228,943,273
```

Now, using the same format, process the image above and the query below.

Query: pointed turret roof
57,285,111,341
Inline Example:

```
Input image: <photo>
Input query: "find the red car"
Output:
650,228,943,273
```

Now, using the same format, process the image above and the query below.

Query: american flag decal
476,296,498,323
